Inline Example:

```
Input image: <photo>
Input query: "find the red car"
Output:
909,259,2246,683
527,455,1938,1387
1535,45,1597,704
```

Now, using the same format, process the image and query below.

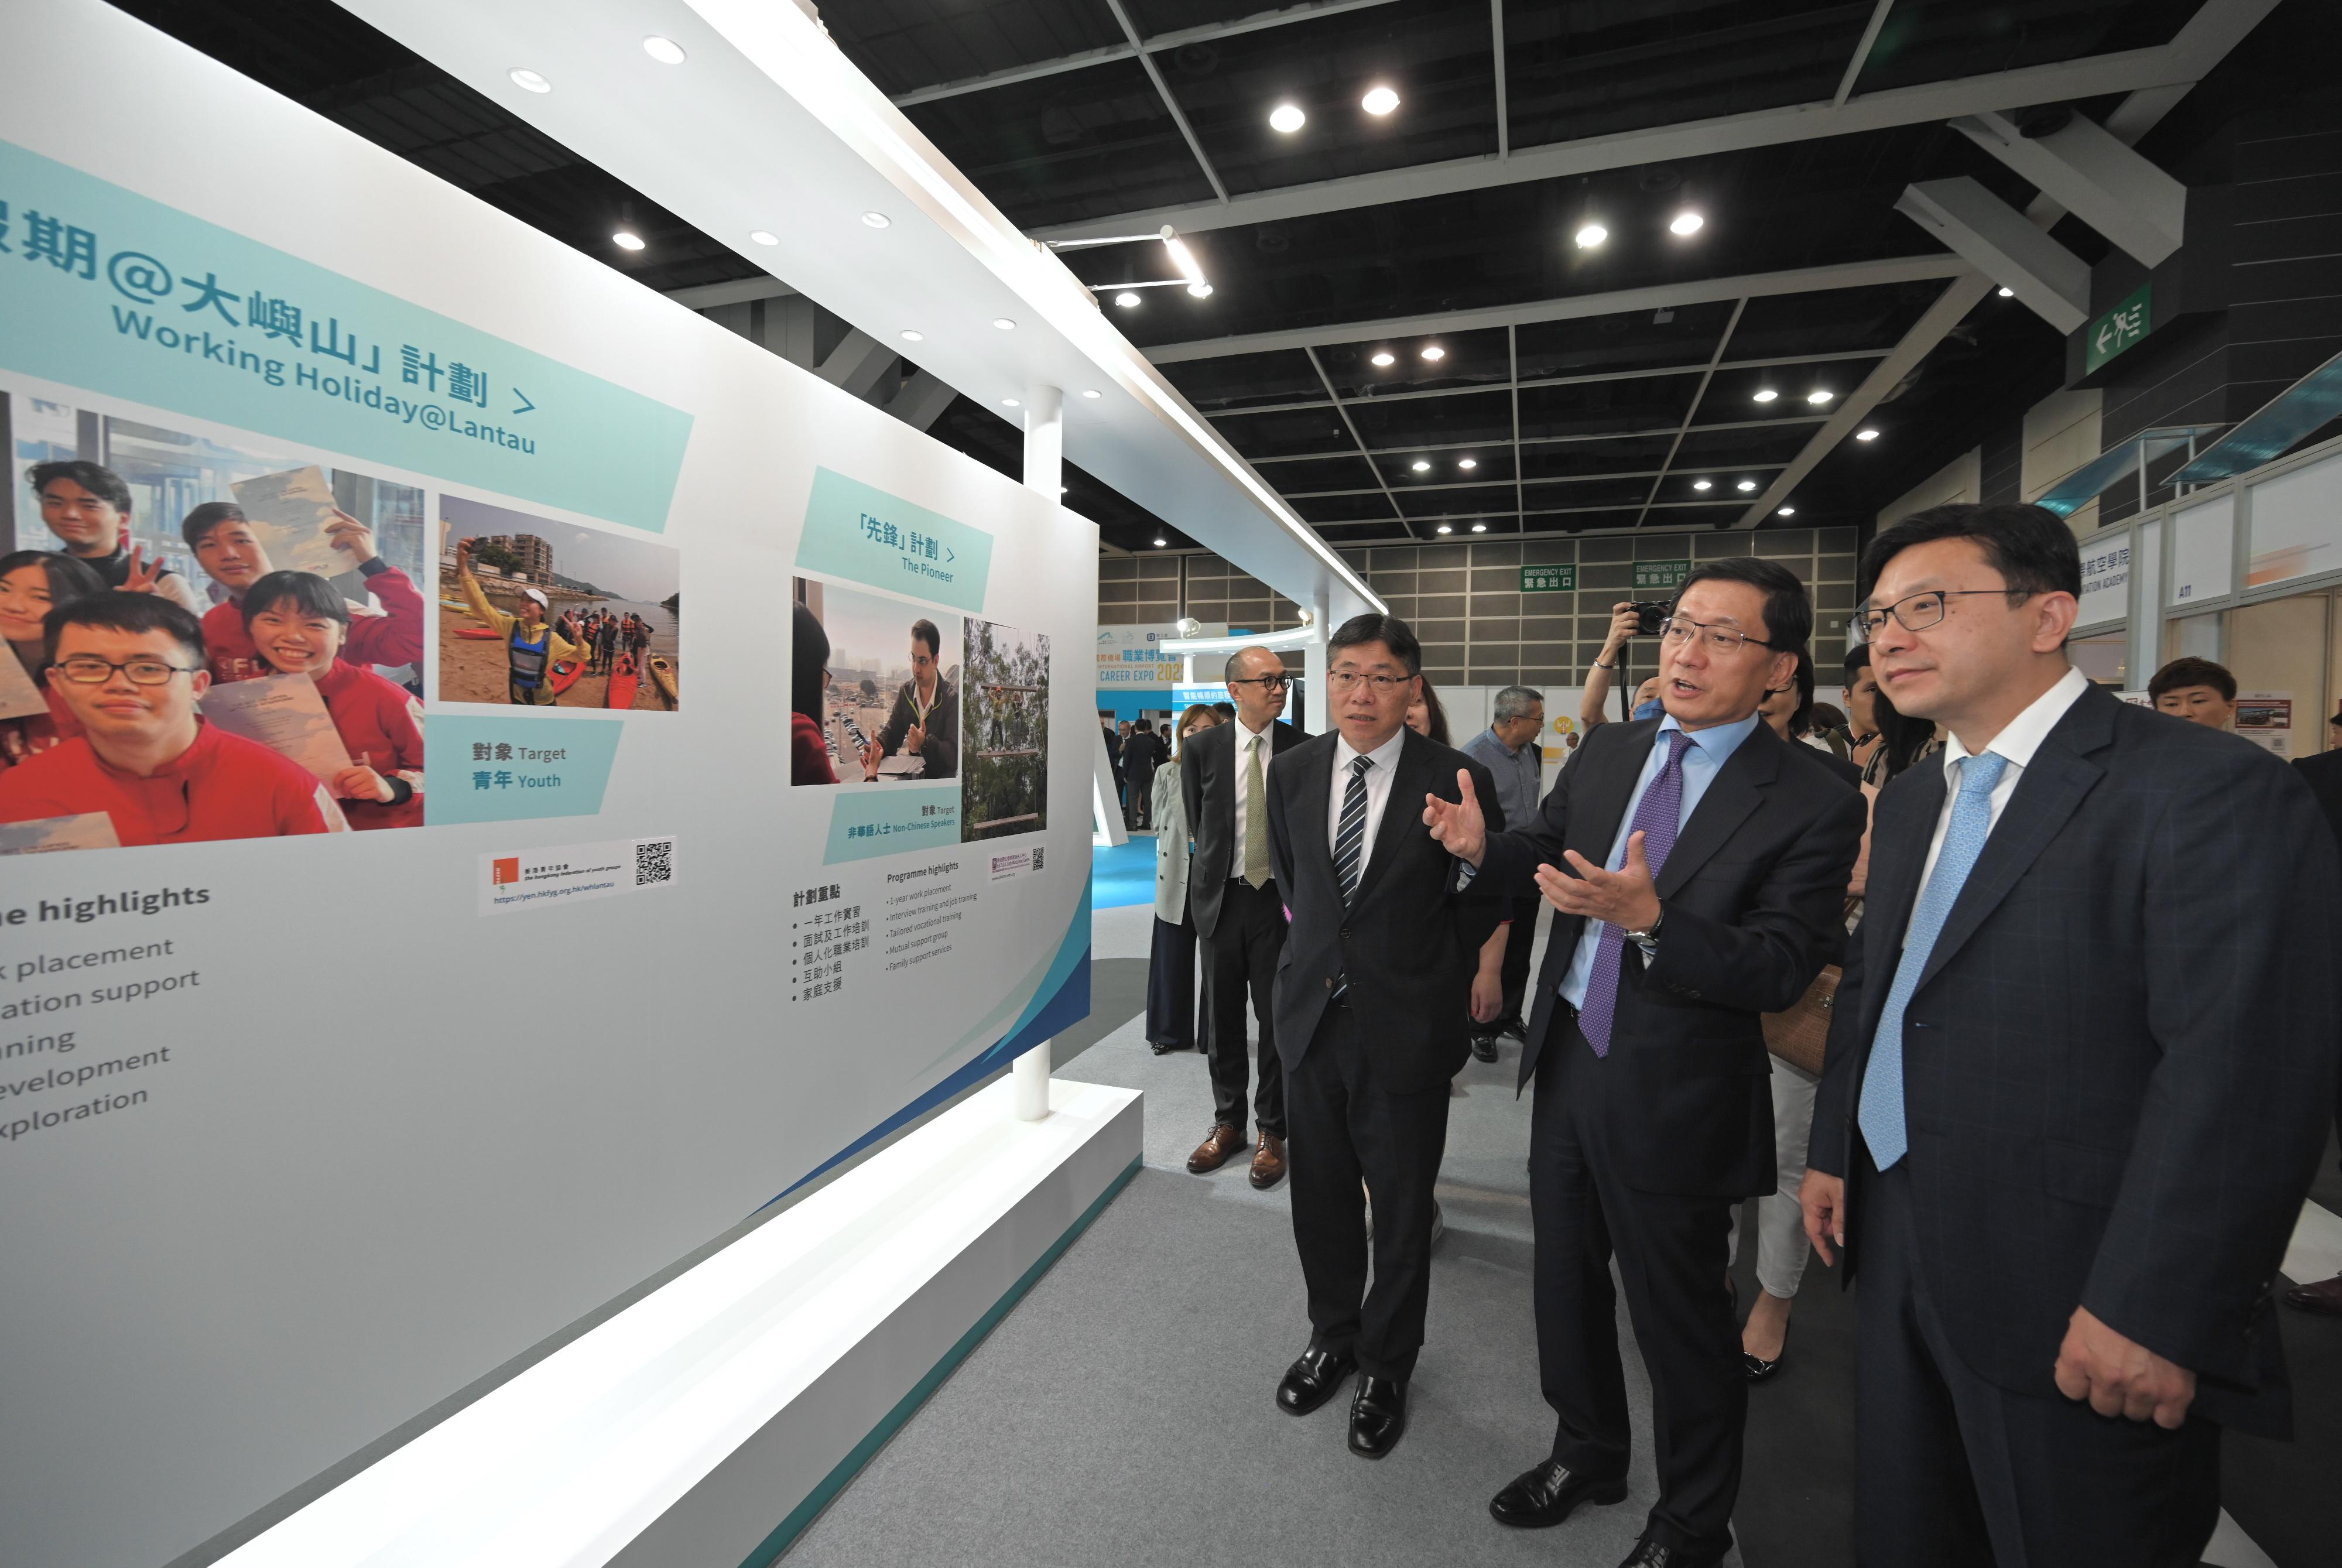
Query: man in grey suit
1804,503,2340,1567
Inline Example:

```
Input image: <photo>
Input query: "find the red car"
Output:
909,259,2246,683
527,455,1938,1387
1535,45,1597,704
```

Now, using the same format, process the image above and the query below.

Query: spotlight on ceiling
1669,211,1704,236
749,230,779,246
1269,103,1306,133
1752,388,1778,403
1997,286,2015,297
1420,344,1446,361
992,317,1016,331
1807,389,1833,405
1370,350,1396,367
1114,292,1141,309
1737,479,1758,492
508,67,551,93
1855,427,1881,442
1186,282,1214,298
1574,222,1608,249
1410,460,1432,473
642,36,686,64
861,211,891,229
1692,479,1713,491
1470,522,1488,533
1154,536,1168,547
1082,388,1102,399
1361,85,1400,116
1434,523,1453,534
899,330,923,342
1457,457,1478,470
1778,506,1796,516
1002,398,1021,408
611,230,645,251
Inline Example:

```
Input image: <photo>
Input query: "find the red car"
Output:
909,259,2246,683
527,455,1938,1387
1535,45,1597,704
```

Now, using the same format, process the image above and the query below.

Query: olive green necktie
1243,732,1270,889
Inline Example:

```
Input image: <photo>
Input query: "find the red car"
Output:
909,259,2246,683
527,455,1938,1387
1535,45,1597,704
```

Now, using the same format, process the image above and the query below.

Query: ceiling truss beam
1896,178,2091,333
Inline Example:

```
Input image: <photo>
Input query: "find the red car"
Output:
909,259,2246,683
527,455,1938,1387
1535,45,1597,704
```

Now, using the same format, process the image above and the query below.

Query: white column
1301,601,1330,734
1015,384,1065,1122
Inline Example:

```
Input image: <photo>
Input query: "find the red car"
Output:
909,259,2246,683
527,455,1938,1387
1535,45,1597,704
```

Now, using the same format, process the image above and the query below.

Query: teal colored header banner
797,467,995,612
823,785,961,864
425,715,622,824
0,139,693,532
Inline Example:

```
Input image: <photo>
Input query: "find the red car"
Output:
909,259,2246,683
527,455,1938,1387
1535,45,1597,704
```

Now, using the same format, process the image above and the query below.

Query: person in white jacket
1145,704,1223,1055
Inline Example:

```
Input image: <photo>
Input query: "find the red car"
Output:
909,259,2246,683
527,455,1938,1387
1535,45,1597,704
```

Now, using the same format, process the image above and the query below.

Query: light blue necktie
1857,750,2009,1170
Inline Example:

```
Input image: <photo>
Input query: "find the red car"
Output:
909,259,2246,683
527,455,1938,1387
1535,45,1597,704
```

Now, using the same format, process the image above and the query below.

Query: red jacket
313,659,426,829
792,711,838,785
0,723,346,845
204,563,426,684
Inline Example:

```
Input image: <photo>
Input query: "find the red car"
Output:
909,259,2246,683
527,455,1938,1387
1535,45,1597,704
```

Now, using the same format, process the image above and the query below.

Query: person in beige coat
1146,704,1223,1055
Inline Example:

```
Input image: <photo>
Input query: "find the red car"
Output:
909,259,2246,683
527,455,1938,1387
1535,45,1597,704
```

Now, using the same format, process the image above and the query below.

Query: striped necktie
1334,754,1372,906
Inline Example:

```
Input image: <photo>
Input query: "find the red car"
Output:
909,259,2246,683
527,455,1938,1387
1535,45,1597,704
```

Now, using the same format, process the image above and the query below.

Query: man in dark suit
1802,503,2340,1567
1427,559,1863,1568
1264,612,1504,1459
2283,728,2342,1317
1182,645,1307,1187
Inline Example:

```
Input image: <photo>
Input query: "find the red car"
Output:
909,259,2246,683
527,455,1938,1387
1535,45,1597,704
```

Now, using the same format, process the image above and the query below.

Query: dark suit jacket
1265,727,1506,1093
876,676,958,778
2293,749,2342,850
1810,686,2341,1435
1480,717,1865,1198
1181,716,1307,938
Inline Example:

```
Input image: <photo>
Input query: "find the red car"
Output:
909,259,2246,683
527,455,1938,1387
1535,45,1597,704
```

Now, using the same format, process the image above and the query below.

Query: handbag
1762,965,1838,1076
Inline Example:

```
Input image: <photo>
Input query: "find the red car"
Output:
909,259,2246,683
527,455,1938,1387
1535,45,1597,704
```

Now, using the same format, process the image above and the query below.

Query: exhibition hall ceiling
109,0,2283,552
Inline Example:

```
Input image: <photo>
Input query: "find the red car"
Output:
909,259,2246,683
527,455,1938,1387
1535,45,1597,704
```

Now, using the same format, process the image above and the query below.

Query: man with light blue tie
1803,504,2340,1567
1427,558,1862,1568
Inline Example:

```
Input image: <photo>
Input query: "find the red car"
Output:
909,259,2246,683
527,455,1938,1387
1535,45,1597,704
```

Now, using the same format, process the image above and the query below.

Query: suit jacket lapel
1577,720,1656,864
1289,737,1334,889
1349,728,1426,909
1652,725,1778,899
1914,689,2112,991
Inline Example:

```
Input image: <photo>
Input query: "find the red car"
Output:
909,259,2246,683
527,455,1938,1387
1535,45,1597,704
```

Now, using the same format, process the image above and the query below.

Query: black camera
1631,601,1670,636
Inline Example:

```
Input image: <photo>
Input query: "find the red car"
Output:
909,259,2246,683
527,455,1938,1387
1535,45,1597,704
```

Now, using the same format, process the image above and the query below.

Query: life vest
508,620,550,688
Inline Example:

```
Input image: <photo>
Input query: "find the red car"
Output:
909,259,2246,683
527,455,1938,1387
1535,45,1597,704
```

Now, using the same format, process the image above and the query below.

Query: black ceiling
102,1,2290,555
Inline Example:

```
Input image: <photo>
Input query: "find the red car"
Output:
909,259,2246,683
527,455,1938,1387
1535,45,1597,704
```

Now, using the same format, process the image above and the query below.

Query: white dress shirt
1329,725,1409,878
1230,718,1276,879
1913,663,2090,894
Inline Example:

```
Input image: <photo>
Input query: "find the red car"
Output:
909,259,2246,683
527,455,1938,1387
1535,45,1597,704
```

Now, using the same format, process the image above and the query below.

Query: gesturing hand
1535,830,1662,932
904,721,927,756
1422,768,1487,865
325,508,379,564
118,545,164,595
2054,1306,2196,1428
1799,1170,1845,1266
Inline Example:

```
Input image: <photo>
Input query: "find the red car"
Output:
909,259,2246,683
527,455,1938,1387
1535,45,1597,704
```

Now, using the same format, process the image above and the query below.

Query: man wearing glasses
0,594,346,846
1802,504,2338,1567
1426,559,1861,1568
1182,645,1309,1187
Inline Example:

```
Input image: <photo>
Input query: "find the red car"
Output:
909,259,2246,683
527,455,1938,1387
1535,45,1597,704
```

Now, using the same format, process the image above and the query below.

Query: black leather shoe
1148,1039,1184,1055
1347,1375,1406,1458
1742,1319,1791,1383
1488,1458,1628,1528
1275,1343,1357,1416
1499,1019,1528,1043
1470,1033,1499,1062
1615,1533,1726,1567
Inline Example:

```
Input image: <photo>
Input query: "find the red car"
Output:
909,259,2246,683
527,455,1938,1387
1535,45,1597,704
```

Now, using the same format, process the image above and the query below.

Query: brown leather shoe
1250,1131,1288,1189
1187,1123,1245,1175
2283,1273,2342,1316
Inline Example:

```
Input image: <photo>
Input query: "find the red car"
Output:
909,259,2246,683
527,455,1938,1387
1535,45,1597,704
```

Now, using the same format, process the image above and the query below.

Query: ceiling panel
1262,453,1385,492
1320,327,1512,398
826,0,1129,100
1850,0,2199,96
1395,483,1522,519
1515,300,1738,380
1288,490,1397,525
1518,373,1701,439
1158,347,1329,410
1694,357,1877,424
1671,419,1835,468
1517,505,1645,531
1519,433,1681,478
1371,447,1515,487
1722,280,1950,360
1346,388,1516,448
1211,402,1360,458
1520,475,1660,510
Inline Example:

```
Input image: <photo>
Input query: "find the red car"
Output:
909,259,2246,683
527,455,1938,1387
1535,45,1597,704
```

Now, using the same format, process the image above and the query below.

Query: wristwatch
1624,909,1664,945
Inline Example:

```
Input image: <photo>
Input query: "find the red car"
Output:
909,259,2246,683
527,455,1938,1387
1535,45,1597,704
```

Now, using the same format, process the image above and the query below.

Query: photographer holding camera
1579,601,1670,738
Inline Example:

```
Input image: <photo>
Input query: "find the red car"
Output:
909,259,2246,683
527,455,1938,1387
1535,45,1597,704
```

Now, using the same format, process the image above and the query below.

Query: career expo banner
0,8,1095,1568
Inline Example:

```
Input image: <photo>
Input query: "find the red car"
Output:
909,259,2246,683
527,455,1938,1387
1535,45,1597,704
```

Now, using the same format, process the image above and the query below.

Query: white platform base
217,1077,1143,1568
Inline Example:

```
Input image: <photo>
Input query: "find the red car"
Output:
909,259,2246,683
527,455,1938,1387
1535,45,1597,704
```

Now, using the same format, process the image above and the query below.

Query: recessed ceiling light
1186,282,1214,298
642,36,686,64
1420,344,1446,361
1778,506,1796,516
1114,292,1141,309
1807,389,1833,405
899,330,923,342
508,67,551,93
1997,285,2015,297
1669,210,1704,236
1058,485,1069,494
1269,103,1306,133
1692,479,1713,491
862,212,891,229
1737,479,1758,492
1434,523,1453,534
1411,460,1432,473
1752,388,1778,403
1154,536,1168,547
1574,222,1608,249
1370,351,1396,367
1083,388,1102,399
1471,522,1488,533
992,317,1016,331
1361,85,1400,116
1855,428,1880,441
749,230,779,246
1457,457,1477,470
612,230,645,251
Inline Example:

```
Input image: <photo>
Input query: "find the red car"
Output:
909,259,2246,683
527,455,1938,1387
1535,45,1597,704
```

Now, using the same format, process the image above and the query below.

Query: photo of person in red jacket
183,501,426,684
241,570,426,830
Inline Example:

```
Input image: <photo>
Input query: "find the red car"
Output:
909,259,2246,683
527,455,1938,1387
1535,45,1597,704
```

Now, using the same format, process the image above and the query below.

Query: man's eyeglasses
1229,673,1290,691
52,656,197,686
1327,670,1411,694
1658,616,1776,656
1855,589,2028,641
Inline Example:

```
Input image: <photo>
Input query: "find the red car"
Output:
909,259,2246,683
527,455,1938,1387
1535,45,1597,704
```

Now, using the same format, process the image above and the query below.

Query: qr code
636,840,673,885
1032,847,1045,871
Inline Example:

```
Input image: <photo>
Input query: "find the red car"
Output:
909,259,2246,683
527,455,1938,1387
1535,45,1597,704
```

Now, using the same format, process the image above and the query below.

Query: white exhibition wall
0,6,1095,1566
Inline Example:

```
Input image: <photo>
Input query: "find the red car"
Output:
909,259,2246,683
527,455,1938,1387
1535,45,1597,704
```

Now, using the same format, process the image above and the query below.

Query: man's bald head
1224,644,1289,728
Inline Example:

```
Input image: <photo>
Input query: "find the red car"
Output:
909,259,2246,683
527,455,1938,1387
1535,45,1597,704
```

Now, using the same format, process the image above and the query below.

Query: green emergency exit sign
2086,283,2152,374
1521,564,1577,592
1632,559,1690,591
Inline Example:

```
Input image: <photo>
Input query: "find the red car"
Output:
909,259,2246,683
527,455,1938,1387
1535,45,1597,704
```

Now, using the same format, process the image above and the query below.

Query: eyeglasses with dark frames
1855,589,2030,641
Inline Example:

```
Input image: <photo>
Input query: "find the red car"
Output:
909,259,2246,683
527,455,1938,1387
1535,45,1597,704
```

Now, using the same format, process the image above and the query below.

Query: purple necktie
1576,729,1693,1058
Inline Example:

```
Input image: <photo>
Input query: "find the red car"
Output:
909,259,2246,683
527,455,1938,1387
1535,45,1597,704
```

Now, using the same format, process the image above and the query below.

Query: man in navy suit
1804,503,2340,1567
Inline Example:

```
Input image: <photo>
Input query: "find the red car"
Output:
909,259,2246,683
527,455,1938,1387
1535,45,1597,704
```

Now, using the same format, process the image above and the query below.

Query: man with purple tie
1426,558,1863,1568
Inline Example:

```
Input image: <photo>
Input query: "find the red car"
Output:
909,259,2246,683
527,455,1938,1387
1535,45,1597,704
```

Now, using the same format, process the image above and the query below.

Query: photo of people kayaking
436,496,680,711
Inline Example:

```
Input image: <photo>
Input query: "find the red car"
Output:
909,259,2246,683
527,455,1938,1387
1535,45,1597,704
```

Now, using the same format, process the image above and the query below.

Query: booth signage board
2085,283,2153,375
0,9,1095,1567
2236,691,2295,755
2077,533,2134,625
1632,559,1690,591
1095,626,1180,691
1521,564,1577,593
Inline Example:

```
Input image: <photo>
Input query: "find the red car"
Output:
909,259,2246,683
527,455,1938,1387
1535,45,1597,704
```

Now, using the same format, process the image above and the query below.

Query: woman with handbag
1144,704,1223,1055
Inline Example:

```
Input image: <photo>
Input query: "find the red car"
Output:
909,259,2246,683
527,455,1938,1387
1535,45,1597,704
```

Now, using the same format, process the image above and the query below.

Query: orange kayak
607,652,640,710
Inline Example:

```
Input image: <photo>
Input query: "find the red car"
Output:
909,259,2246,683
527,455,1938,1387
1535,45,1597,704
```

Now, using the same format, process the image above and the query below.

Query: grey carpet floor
782,903,1744,1568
